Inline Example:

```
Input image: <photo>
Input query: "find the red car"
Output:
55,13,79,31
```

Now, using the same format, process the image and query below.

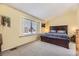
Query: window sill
19,33,44,37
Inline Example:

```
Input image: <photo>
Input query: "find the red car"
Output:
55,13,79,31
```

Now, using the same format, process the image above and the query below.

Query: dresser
76,29,79,55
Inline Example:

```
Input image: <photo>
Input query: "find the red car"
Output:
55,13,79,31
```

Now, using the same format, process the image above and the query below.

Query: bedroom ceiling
7,3,77,20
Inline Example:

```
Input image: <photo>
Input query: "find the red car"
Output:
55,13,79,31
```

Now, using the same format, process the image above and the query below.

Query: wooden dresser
76,29,79,55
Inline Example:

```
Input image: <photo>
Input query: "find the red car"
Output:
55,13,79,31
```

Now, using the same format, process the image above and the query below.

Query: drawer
76,36,79,38
76,44,79,50
76,39,79,44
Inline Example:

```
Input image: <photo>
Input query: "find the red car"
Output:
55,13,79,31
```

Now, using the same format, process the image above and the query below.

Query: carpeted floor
2,40,76,56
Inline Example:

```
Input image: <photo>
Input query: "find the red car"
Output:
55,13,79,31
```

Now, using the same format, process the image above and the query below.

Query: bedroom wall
0,4,41,51
45,7,78,36
76,7,79,27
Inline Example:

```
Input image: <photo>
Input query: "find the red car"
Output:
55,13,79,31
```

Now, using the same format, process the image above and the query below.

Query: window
31,21,38,34
23,19,31,34
22,18,38,35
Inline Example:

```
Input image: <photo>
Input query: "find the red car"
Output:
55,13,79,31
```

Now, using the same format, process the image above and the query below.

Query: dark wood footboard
41,36,69,49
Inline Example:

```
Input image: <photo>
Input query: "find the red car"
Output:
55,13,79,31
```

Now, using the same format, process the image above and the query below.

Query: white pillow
51,30,56,33
57,30,66,34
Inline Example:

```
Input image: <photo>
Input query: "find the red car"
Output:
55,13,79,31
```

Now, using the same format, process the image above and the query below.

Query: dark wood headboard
50,25,68,34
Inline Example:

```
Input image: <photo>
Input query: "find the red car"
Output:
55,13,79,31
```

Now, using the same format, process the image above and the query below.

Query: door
0,16,3,55
0,34,2,51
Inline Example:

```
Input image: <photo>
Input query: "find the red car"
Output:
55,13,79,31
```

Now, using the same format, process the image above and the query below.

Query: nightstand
70,35,76,42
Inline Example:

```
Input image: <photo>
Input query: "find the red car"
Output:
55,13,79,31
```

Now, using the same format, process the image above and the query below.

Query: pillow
57,30,66,34
50,30,56,33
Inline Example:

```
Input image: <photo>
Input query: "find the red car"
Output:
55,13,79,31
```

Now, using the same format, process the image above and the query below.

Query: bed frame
41,25,69,49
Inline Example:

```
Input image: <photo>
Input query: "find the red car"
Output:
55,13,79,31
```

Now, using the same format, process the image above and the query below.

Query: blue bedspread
42,33,69,40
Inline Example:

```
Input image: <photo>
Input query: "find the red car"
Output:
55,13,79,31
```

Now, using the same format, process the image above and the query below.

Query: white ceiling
8,3,77,20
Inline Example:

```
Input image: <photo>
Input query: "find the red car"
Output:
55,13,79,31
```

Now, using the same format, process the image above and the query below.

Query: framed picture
0,15,10,27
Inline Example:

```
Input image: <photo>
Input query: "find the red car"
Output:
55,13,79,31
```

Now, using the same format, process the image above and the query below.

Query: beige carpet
2,40,76,56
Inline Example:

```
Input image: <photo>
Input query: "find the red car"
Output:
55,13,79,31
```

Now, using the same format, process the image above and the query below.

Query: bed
41,25,70,49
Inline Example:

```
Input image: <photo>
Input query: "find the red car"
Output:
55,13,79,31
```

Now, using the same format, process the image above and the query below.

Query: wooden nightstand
76,29,79,55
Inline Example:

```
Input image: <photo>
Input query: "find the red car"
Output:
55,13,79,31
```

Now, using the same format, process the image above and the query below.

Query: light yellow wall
0,4,41,51
46,7,78,36
76,8,79,27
